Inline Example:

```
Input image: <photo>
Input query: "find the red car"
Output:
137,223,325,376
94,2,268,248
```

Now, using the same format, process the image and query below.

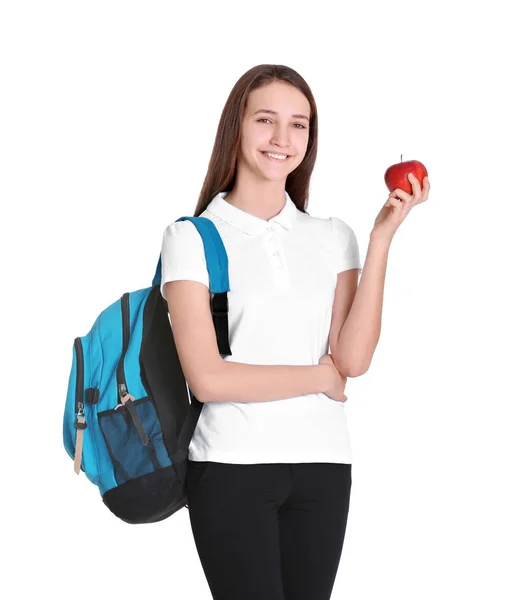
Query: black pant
185,460,352,600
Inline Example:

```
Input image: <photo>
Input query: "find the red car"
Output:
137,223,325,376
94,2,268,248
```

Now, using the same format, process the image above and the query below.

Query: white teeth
264,152,288,160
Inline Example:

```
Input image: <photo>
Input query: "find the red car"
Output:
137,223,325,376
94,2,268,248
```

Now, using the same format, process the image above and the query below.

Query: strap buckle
211,292,228,317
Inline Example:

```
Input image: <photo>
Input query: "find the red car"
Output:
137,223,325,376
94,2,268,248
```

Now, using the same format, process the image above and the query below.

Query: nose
270,124,291,149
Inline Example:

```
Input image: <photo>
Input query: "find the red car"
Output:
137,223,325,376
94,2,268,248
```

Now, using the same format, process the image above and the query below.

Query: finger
421,176,430,202
408,173,422,200
387,196,404,210
390,188,413,203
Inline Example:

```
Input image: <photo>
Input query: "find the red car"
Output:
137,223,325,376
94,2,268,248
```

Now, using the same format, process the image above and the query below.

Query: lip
260,151,292,161
261,151,291,157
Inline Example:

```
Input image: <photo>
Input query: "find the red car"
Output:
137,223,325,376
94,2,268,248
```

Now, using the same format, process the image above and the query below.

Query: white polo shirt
160,190,362,464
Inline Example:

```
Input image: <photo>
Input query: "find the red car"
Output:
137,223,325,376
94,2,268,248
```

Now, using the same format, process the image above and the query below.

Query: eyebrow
252,108,310,122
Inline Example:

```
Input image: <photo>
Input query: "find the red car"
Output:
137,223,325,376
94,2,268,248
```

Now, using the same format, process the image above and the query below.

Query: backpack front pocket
98,396,172,485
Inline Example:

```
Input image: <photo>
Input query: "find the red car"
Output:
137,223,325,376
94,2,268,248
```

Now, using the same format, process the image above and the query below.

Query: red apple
384,156,428,195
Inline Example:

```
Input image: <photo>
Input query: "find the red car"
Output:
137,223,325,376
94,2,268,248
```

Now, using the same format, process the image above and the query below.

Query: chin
257,159,297,177
259,170,289,182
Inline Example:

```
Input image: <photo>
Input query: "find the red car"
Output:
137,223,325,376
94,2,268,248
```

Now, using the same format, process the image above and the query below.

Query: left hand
371,173,430,243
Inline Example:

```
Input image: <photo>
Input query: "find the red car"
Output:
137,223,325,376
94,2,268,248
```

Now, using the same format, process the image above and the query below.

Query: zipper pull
119,392,150,446
74,401,87,475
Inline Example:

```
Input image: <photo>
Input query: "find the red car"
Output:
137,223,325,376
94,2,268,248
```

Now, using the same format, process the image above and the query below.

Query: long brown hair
193,64,318,217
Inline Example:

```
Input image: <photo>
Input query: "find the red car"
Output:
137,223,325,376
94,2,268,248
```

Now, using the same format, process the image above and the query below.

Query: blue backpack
63,216,232,524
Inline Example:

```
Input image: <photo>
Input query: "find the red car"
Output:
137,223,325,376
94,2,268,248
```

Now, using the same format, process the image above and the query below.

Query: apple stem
401,154,403,162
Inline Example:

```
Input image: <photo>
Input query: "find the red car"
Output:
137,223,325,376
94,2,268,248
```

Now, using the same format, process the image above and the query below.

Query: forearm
203,360,330,403
331,236,392,376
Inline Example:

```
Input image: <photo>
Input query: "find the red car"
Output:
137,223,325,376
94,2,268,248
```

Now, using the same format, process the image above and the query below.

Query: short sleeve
159,220,210,300
329,216,363,276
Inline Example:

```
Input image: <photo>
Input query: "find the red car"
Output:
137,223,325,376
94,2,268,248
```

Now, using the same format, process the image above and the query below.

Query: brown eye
258,118,306,130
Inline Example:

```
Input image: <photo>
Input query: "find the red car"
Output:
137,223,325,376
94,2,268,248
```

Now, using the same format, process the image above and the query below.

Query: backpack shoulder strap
152,216,230,293
152,216,232,358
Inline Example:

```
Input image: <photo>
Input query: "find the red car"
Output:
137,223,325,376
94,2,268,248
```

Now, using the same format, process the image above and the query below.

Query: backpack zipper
74,337,84,415
73,337,87,474
115,292,150,445
116,293,130,402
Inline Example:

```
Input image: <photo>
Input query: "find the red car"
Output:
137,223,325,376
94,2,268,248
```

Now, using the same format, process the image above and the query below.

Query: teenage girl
160,64,430,600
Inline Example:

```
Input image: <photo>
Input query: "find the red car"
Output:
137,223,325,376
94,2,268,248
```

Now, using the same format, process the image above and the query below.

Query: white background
2,1,505,598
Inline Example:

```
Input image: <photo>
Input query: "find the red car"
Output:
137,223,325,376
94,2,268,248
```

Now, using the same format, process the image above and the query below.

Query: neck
225,170,287,221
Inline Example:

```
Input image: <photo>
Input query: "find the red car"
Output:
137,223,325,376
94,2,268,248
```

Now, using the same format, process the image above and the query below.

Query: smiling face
237,81,311,183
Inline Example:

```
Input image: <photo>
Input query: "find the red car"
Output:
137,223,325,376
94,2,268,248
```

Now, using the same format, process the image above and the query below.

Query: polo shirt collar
206,190,298,235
